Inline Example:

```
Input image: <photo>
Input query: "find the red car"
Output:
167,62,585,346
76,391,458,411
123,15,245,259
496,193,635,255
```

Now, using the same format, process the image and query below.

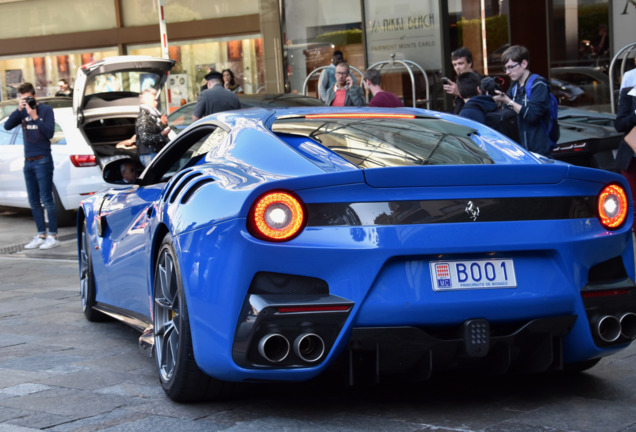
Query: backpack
483,107,520,143
515,74,560,147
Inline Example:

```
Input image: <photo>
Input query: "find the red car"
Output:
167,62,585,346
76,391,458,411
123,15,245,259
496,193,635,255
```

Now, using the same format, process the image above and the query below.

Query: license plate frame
430,259,517,291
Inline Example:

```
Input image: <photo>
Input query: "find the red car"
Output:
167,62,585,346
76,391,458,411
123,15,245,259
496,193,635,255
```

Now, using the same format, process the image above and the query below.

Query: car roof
0,105,93,154
0,96,72,117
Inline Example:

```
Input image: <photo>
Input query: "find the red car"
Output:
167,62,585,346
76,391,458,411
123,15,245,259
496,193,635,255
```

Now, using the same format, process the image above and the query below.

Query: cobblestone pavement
1,209,636,432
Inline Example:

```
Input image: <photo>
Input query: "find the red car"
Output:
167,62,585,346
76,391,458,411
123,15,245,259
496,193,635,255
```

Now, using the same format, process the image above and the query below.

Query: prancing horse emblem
465,201,480,221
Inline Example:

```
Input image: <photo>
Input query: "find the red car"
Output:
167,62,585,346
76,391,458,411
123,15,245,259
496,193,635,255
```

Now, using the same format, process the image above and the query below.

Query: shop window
0,49,117,101
128,35,265,113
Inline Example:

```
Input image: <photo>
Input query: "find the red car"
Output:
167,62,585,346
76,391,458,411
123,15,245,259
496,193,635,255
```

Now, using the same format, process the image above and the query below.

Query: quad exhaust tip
620,312,636,340
293,333,325,363
596,315,621,343
258,333,290,363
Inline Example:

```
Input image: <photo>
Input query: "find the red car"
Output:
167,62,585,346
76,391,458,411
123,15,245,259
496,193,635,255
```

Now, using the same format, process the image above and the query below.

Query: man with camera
4,82,59,249
456,72,497,124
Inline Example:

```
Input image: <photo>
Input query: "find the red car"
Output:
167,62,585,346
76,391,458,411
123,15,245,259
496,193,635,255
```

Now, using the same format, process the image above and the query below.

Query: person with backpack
457,72,498,122
456,72,520,143
493,45,559,157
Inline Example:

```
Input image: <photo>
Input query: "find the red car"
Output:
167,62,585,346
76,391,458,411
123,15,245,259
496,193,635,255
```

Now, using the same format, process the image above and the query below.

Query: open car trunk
73,55,175,166
81,116,138,164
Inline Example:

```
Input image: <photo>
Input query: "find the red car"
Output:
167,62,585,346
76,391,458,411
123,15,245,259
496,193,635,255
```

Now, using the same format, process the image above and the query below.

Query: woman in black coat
136,88,170,166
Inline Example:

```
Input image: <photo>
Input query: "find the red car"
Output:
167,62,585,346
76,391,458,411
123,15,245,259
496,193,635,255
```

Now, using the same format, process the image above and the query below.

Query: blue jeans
23,155,57,235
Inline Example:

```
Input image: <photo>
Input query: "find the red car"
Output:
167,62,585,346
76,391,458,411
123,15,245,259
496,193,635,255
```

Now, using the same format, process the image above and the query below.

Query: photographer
4,82,59,250
493,45,554,156
457,72,497,124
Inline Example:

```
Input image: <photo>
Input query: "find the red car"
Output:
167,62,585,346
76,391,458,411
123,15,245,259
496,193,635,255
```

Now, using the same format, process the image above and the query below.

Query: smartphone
441,77,450,85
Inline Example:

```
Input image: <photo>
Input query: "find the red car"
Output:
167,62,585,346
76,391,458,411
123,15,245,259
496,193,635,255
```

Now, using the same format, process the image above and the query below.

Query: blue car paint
172,174,631,381
79,106,636,386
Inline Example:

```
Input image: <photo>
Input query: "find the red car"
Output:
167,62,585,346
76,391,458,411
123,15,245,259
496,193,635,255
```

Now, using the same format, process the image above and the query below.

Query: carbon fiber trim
306,196,596,226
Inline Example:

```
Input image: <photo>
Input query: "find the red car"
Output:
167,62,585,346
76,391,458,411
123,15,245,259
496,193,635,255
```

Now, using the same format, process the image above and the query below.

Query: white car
0,100,107,226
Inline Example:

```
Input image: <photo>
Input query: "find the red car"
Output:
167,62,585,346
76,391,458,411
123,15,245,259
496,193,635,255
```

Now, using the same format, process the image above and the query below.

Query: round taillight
597,184,629,230
249,191,306,241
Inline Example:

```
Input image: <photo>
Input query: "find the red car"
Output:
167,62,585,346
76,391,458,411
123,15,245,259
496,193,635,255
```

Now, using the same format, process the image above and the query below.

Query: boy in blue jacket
457,71,498,124
494,45,553,157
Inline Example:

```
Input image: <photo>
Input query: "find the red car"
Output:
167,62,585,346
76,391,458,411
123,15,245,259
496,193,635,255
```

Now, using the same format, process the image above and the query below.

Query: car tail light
597,184,628,230
248,191,306,241
70,155,97,167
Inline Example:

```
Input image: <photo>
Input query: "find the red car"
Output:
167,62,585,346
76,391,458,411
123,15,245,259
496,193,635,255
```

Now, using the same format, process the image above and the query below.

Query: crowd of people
8,46,636,248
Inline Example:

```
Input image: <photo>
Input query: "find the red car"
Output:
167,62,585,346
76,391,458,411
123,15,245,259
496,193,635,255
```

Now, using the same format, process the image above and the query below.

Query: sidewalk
0,209,77,258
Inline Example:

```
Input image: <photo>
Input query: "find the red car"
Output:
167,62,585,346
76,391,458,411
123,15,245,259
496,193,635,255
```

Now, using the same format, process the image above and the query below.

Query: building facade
0,0,632,113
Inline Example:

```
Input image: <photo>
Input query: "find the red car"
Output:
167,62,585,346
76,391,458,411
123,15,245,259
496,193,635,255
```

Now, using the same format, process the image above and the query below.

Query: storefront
281,0,633,112
0,0,632,113
0,0,278,111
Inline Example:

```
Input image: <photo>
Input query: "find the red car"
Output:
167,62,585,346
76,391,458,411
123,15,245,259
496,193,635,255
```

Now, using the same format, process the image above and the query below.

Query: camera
25,96,36,109
480,76,503,96
441,77,450,85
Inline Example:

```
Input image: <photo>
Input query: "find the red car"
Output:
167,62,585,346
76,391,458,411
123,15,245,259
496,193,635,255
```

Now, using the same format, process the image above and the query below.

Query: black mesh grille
588,256,628,283
249,272,329,295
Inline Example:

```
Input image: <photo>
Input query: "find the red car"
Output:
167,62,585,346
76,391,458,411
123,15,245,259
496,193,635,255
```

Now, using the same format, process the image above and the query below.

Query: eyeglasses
335,72,348,75
504,63,520,72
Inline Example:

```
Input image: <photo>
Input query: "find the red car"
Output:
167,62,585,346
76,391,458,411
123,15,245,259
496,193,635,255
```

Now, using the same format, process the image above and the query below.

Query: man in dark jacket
493,45,553,157
457,72,497,124
443,47,478,114
324,62,366,107
4,82,59,249
193,70,241,120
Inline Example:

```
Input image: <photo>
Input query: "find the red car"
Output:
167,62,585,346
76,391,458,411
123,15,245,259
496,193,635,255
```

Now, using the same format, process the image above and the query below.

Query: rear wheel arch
79,217,109,322
150,223,170,294
153,231,234,401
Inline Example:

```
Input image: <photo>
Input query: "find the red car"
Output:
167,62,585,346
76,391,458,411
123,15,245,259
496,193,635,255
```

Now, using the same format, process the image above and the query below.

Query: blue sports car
78,106,636,402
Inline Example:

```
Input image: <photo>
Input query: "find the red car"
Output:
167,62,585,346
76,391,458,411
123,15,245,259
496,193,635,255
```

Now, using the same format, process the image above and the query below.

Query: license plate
430,259,517,290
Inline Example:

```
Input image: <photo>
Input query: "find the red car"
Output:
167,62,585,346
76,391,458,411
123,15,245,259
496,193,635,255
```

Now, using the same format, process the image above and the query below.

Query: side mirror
102,157,144,185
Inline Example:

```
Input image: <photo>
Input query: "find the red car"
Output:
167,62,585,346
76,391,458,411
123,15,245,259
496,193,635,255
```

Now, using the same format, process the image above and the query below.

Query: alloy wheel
154,247,182,383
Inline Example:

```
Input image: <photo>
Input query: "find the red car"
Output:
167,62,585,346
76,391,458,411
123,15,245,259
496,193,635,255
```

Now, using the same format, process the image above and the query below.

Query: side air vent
181,178,215,204
162,169,194,202
168,172,203,204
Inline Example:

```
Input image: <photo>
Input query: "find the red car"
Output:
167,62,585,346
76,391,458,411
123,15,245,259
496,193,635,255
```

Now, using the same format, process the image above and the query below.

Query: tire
153,234,232,402
79,220,109,322
53,187,76,227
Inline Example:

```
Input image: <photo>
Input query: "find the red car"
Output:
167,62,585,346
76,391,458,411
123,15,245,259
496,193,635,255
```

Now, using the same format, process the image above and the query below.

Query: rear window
84,71,162,96
272,116,493,168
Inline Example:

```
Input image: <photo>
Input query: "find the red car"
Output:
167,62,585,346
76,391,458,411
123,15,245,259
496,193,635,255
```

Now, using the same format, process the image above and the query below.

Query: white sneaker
39,235,61,250
24,235,46,249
